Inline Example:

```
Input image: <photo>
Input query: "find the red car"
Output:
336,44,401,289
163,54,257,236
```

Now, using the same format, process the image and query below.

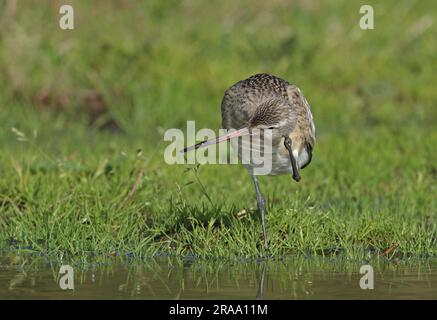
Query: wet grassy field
0,1,436,259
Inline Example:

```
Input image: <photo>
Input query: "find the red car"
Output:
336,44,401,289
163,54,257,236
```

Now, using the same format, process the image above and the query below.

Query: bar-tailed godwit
183,73,315,249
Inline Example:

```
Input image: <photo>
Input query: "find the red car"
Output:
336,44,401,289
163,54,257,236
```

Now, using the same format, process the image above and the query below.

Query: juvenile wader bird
182,73,315,249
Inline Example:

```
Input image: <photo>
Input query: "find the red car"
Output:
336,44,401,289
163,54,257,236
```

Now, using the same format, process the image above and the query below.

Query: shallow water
0,251,435,299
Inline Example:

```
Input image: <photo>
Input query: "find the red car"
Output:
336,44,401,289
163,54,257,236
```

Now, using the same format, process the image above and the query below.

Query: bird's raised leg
251,174,269,250
283,136,301,182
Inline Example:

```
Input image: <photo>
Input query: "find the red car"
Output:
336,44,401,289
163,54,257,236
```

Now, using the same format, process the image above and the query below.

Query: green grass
0,0,435,259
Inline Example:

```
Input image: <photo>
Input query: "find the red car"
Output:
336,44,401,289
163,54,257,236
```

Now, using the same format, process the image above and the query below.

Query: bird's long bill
181,127,250,153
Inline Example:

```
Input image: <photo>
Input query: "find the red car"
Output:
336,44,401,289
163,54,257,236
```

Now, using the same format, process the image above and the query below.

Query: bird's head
247,98,296,137
249,98,315,182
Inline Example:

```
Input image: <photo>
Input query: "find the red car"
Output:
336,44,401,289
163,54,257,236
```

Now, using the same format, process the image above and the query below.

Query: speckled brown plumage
221,73,315,173
221,73,290,129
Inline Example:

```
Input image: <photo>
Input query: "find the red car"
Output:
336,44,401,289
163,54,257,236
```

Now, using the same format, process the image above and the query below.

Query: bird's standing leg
251,174,269,250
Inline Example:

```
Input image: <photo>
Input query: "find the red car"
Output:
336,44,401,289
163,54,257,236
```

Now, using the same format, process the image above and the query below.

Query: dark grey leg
251,175,269,250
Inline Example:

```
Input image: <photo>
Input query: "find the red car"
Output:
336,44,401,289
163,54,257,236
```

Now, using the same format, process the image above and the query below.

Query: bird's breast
268,145,310,176
231,135,309,176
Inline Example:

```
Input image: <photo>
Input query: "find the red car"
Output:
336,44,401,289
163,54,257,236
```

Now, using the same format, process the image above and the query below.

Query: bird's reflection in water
256,262,266,300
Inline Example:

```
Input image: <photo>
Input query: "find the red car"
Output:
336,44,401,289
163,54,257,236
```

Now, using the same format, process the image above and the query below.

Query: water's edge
1,250,435,299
